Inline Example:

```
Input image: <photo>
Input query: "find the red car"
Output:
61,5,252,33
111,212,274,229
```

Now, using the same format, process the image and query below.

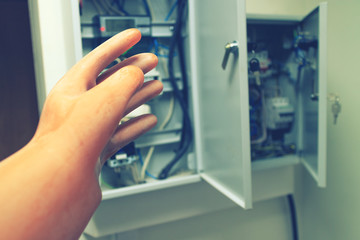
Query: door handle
222,41,239,70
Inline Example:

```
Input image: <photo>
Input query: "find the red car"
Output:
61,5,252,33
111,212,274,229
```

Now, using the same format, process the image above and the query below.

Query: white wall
296,0,360,239
246,0,305,16
82,197,293,240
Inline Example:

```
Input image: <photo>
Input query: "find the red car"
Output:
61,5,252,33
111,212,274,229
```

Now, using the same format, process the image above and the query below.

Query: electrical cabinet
190,0,327,209
29,0,327,237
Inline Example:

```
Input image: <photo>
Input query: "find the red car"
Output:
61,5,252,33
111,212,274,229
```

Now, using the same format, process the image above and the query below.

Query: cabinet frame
28,0,327,237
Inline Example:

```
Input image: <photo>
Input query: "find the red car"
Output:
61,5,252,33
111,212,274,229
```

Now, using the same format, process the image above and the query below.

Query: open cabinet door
299,3,327,187
189,0,252,208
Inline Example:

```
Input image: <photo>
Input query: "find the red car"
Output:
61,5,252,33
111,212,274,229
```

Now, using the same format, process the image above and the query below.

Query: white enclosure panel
189,0,252,208
84,181,237,237
84,166,295,237
299,3,327,187
28,0,83,112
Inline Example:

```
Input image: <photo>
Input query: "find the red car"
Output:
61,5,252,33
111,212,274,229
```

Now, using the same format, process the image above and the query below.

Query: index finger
67,29,142,88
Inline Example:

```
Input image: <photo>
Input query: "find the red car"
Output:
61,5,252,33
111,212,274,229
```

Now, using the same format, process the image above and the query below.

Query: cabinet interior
80,0,197,194
247,19,319,165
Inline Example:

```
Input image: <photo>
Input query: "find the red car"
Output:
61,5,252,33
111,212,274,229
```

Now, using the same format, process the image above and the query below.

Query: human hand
0,28,162,240
33,28,163,175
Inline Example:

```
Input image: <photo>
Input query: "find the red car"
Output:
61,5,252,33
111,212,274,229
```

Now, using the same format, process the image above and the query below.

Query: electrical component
248,50,272,86
265,97,294,130
122,104,151,123
144,68,161,83
106,143,138,168
249,86,267,144
293,32,318,72
151,22,175,37
248,50,271,73
102,142,141,188
95,15,151,38
249,58,261,86
107,153,137,168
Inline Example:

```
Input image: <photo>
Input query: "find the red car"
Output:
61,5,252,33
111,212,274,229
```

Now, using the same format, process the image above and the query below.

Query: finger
64,29,142,91
100,114,158,165
80,65,145,133
123,80,163,116
97,53,158,85
97,79,162,164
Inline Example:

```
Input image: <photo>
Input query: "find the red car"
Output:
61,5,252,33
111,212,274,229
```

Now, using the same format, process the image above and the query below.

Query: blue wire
154,39,159,55
164,0,178,21
148,38,172,58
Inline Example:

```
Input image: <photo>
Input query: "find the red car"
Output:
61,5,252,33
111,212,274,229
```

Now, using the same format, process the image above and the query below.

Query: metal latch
222,41,239,70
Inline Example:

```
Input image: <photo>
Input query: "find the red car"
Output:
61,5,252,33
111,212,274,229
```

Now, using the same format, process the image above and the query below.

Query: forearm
0,139,101,240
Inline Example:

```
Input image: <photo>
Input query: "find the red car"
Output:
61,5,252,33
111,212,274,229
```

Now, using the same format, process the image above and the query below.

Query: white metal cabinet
28,0,327,237
189,0,327,208
188,0,252,209
298,4,328,187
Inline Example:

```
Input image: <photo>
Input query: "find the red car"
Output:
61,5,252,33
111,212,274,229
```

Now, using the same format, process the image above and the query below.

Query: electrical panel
247,22,303,161
246,8,327,188
79,0,195,190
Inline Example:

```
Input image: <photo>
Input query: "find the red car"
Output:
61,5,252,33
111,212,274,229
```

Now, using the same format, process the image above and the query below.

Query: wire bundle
158,0,192,180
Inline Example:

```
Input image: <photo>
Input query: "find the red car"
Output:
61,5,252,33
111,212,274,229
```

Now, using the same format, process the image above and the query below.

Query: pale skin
0,29,163,240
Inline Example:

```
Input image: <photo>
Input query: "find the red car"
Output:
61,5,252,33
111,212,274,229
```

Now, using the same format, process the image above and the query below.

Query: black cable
287,194,299,240
158,0,190,178
158,0,192,179
176,0,189,149
174,0,191,149
177,15,189,107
